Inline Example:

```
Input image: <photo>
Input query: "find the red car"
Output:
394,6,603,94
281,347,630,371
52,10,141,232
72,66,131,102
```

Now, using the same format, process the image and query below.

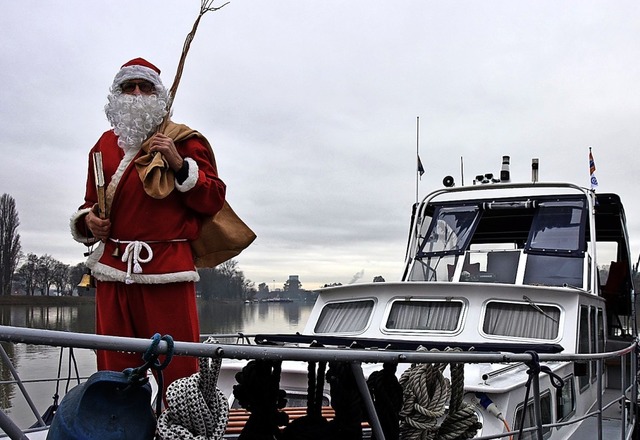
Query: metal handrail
0,326,635,364
0,326,638,440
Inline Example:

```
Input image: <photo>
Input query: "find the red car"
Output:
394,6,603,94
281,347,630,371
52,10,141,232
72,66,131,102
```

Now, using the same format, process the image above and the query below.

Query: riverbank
0,295,95,306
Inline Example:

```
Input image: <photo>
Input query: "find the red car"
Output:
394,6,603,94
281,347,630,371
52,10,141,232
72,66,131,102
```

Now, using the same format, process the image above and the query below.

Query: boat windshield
417,206,480,257
407,206,479,282
525,200,587,256
407,196,588,286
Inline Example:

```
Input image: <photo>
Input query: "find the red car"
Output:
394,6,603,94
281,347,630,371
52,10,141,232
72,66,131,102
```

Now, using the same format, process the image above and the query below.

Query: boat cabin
401,183,635,338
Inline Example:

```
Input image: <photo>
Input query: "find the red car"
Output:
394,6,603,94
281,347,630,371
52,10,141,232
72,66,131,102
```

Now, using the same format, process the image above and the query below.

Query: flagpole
589,146,599,191
416,116,419,204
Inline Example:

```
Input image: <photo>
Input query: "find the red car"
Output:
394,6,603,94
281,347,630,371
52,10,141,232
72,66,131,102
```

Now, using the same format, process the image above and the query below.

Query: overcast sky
2,1,640,289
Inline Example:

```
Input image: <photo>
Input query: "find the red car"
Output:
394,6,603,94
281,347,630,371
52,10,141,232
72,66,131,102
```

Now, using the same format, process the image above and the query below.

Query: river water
0,300,314,432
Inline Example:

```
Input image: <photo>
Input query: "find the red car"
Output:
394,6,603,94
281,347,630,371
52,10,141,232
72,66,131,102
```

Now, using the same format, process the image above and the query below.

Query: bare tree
18,253,38,295
0,194,22,295
35,255,57,295
52,261,70,295
197,259,253,300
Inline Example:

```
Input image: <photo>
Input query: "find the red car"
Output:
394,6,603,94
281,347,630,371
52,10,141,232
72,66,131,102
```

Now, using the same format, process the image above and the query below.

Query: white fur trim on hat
111,65,168,101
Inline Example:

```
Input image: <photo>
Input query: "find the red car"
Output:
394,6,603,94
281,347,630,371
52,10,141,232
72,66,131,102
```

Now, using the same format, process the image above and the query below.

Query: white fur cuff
70,208,99,245
175,157,198,192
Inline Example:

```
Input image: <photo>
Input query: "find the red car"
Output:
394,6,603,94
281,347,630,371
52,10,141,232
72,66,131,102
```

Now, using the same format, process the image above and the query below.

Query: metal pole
621,352,627,440
530,370,544,440
596,358,602,440
0,410,29,440
416,116,420,205
631,345,638,440
0,344,46,428
350,363,385,440
0,326,636,365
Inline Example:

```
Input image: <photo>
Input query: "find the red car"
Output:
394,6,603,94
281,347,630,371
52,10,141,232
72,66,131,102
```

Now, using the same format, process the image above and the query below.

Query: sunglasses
120,80,155,94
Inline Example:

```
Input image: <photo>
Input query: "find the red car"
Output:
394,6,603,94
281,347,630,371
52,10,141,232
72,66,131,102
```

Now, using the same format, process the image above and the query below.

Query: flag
589,148,598,189
417,155,425,178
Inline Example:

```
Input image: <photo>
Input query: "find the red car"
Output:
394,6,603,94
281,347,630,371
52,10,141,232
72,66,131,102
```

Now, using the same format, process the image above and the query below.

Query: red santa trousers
95,280,200,390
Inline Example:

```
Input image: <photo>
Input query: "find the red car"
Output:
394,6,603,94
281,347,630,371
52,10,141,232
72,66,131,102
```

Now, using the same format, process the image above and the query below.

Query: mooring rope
233,359,288,440
156,337,229,440
399,347,450,440
399,346,482,440
435,348,482,440
281,356,331,440
367,362,403,440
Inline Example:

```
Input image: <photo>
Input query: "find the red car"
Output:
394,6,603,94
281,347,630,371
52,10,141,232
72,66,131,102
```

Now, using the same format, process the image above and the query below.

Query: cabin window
522,200,586,288
597,308,604,352
408,255,459,282
385,299,464,332
410,205,480,282
483,301,561,340
513,391,552,440
417,206,479,256
314,300,374,334
523,254,583,288
590,307,597,383
577,305,590,392
525,200,586,255
461,250,520,284
557,375,576,422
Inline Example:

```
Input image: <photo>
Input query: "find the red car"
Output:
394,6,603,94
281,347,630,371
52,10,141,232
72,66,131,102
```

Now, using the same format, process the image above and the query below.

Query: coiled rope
233,359,288,440
367,362,403,440
399,347,451,440
156,337,229,440
435,348,482,440
281,358,330,440
399,346,481,440
326,361,365,440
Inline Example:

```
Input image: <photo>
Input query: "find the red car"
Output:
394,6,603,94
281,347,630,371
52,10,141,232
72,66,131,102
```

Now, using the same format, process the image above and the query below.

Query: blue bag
47,370,156,440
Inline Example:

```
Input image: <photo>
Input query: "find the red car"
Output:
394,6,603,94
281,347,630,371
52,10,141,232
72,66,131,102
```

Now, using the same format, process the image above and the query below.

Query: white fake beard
104,93,168,150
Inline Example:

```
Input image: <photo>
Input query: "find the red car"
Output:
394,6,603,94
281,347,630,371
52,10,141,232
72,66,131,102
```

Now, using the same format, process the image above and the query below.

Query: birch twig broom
159,0,230,131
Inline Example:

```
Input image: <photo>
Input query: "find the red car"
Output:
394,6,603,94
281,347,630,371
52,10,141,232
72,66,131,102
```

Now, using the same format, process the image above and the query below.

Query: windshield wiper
523,295,559,323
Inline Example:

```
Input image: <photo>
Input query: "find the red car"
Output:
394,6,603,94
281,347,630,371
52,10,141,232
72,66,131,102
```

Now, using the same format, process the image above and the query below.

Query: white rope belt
110,238,188,284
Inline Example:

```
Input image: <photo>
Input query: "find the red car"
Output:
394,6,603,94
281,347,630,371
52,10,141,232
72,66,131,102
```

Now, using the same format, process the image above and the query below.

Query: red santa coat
71,127,225,385
72,128,226,282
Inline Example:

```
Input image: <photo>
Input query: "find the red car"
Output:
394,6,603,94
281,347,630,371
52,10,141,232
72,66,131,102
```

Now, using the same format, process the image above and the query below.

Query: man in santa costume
71,57,226,390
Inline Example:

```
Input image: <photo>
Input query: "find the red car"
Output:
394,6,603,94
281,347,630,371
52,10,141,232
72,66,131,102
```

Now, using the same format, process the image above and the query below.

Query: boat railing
0,325,638,440
200,332,256,345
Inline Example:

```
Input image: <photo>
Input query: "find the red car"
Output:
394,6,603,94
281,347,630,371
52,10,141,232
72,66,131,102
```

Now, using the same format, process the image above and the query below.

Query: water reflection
0,300,314,431
0,304,96,334
0,301,313,335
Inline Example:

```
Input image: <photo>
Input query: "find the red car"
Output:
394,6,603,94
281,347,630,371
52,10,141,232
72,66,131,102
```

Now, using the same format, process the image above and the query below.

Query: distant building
284,275,301,291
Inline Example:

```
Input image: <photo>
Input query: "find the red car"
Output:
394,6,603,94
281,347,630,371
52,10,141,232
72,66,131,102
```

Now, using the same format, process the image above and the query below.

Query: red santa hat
122,57,161,74
111,57,166,92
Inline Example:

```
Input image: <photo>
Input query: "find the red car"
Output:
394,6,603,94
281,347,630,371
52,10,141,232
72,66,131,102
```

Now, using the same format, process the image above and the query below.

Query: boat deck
569,389,635,440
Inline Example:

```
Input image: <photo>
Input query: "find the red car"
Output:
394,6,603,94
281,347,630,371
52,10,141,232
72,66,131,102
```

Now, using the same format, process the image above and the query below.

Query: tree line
0,193,254,299
16,254,87,296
